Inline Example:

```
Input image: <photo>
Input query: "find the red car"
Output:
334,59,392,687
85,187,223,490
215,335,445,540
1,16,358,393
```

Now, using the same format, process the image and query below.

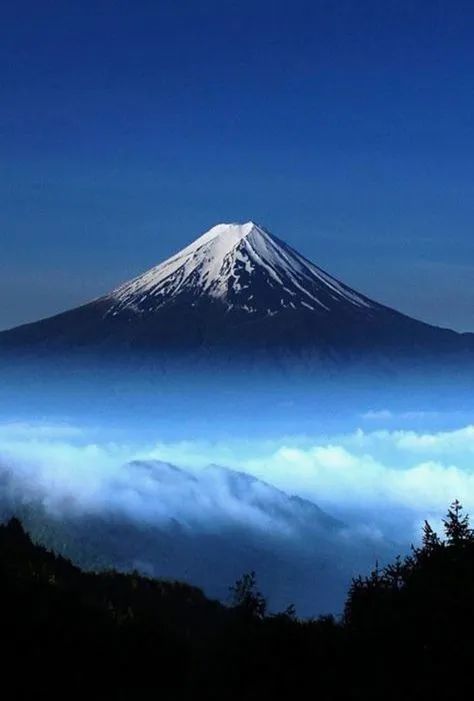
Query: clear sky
1,0,474,332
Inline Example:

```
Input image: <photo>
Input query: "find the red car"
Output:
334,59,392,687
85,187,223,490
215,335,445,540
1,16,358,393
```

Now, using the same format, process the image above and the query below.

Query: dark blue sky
1,0,474,331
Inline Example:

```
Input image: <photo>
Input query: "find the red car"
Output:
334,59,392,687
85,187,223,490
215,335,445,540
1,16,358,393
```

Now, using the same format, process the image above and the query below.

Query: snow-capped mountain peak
1,220,471,362
105,221,375,319
186,220,260,247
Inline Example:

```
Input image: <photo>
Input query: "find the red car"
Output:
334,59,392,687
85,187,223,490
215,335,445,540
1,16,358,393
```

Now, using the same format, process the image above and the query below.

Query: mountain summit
0,221,471,363
106,221,375,320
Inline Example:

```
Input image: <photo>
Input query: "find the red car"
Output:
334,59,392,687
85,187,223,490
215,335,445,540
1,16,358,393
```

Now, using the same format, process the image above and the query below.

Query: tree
384,555,407,591
422,520,441,552
443,500,472,546
229,571,266,619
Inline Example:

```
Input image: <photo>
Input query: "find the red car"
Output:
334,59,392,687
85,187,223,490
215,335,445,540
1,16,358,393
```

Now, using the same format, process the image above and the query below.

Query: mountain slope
0,457,391,615
0,221,472,362
107,221,376,318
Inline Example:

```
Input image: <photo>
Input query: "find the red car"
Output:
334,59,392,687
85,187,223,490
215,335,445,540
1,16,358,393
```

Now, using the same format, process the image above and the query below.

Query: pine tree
422,520,440,551
443,500,472,546
384,555,406,590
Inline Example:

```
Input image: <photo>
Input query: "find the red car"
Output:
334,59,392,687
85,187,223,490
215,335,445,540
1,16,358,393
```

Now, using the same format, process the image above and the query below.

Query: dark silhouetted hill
2,502,474,698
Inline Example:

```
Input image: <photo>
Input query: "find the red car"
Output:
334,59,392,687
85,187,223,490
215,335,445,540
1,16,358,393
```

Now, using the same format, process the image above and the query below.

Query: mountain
0,221,472,365
0,457,393,615
107,221,375,319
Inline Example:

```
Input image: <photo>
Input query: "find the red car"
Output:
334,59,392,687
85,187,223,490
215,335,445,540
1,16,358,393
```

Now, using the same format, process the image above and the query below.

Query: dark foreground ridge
2,501,474,698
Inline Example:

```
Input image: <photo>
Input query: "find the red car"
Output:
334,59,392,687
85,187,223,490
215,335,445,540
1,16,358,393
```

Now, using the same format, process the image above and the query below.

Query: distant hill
0,458,390,615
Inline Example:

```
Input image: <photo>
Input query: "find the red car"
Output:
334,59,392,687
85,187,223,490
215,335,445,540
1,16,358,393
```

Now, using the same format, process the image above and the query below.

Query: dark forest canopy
1,502,474,698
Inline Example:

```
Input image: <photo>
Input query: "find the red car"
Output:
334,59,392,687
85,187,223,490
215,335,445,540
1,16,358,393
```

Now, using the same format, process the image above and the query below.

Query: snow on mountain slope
1,220,471,361
104,221,376,319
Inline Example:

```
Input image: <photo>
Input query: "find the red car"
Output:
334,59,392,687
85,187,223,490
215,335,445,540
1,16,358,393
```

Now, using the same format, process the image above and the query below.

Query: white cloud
393,425,474,454
1,420,474,542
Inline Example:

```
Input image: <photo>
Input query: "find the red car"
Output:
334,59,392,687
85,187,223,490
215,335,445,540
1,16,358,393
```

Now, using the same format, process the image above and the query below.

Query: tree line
1,501,474,698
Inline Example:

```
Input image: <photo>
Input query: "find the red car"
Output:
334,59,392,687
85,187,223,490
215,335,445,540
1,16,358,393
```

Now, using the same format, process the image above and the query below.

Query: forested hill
2,504,474,698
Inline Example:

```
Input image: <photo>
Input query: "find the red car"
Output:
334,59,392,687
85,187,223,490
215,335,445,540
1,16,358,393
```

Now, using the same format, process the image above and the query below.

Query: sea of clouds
1,413,474,546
